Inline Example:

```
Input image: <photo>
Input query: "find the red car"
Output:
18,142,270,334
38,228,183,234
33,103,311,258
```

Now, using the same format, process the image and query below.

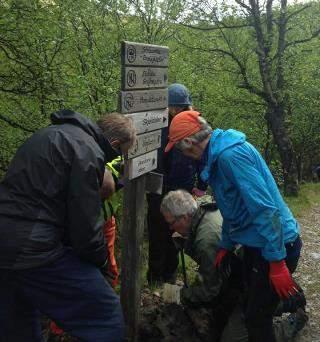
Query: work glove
162,283,182,304
99,258,118,288
274,287,306,315
214,248,232,279
269,260,298,299
192,187,206,198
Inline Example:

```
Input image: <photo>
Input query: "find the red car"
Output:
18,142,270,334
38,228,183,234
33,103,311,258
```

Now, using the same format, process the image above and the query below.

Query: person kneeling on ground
160,190,308,342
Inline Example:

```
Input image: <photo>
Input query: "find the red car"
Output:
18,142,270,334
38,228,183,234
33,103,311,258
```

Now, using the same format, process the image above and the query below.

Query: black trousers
243,237,301,342
211,254,244,342
0,249,124,341
146,193,179,283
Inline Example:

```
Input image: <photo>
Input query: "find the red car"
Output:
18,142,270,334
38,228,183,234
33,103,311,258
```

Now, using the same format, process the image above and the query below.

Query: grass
284,182,320,217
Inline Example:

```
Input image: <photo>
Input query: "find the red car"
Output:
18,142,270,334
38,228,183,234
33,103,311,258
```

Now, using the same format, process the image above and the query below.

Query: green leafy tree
176,0,320,195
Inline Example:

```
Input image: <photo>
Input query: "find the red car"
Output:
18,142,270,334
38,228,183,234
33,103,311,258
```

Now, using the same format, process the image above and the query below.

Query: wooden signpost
125,109,168,134
122,41,169,67
120,41,168,341
120,89,168,113
128,130,162,159
122,66,168,90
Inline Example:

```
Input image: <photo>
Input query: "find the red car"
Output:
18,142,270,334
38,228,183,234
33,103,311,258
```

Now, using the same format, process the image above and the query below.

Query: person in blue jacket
164,110,305,342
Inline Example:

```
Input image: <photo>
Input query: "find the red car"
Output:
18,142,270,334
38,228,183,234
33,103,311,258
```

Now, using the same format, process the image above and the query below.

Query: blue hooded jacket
201,129,299,261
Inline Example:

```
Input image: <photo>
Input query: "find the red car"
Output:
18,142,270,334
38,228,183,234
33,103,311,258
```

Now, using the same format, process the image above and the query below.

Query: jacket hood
51,109,119,161
201,128,246,182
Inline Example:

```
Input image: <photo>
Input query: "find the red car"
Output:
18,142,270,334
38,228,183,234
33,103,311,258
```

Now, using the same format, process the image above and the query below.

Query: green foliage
285,182,320,218
0,0,319,181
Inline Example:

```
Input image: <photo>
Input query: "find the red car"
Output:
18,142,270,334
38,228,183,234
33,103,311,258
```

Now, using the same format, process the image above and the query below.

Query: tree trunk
263,121,272,166
266,105,299,196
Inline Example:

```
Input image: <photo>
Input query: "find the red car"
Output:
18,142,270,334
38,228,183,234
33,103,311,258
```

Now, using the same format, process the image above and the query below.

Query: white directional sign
122,66,168,90
120,88,168,113
125,109,168,135
128,150,158,180
122,41,169,67
128,130,162,159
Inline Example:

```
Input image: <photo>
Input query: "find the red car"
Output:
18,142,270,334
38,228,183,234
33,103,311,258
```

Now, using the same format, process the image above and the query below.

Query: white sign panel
122,41,169,67
125,109,168,134
128,130,162,159
120,88,168,113
122,66,168,90
128,150,158,180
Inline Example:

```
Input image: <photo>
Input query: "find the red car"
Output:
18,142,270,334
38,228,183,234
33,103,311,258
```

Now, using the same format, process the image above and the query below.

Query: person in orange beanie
164,110,305,342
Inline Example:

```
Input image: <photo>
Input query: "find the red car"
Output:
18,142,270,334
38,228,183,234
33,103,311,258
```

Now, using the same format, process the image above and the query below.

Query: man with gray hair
164,110,305,341
160,190,307,342
161,190,240,341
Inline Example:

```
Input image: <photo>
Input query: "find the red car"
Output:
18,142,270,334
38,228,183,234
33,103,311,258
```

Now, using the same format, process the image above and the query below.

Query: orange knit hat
165,111,201,152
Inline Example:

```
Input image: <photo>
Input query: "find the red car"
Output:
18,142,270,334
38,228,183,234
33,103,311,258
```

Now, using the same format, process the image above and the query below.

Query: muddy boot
288,308,309,335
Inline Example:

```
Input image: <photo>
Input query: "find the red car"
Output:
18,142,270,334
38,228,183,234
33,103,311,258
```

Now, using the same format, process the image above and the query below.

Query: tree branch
180,22,250,31
286,28,320,48
234,0,252,12
176,34,266,100
0,113,34,133
285,3,311,23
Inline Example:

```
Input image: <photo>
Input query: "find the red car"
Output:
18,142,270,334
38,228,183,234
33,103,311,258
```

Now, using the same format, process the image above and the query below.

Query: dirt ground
294,205,320,342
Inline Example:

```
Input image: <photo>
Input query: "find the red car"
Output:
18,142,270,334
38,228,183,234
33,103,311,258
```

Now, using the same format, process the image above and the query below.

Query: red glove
269,260,298,299
214,248,229,268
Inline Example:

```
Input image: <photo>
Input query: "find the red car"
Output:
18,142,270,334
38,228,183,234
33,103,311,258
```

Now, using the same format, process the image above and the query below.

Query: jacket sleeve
181,244,222,306
218,149,286,261
67,142,107,267
220,220,235,250
181,227,222,306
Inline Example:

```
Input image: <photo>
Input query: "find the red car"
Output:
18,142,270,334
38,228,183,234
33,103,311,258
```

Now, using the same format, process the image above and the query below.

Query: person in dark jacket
0,109,136,341
164,111,306,342
147,83,207,285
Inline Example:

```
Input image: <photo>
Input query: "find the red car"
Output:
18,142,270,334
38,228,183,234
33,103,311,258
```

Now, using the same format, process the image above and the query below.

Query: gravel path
295,205,320,342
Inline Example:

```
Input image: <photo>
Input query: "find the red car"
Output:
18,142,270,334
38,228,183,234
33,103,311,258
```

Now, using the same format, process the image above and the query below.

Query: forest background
0,0,320,195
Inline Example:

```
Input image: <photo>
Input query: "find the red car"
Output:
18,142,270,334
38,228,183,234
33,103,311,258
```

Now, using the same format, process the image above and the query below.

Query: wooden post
120,173,145,341
120,41,169,341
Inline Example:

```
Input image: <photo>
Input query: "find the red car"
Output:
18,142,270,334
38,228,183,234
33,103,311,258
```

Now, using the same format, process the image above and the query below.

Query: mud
139,288,213,342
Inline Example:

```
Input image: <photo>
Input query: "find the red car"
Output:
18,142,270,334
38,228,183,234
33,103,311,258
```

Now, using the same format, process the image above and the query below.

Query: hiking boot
288,307,309,335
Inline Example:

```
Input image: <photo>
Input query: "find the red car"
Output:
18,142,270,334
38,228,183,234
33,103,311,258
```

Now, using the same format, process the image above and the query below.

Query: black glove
274,287,306,315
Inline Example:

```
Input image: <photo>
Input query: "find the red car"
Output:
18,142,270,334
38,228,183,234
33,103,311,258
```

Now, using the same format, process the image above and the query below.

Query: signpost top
122,41,169,67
